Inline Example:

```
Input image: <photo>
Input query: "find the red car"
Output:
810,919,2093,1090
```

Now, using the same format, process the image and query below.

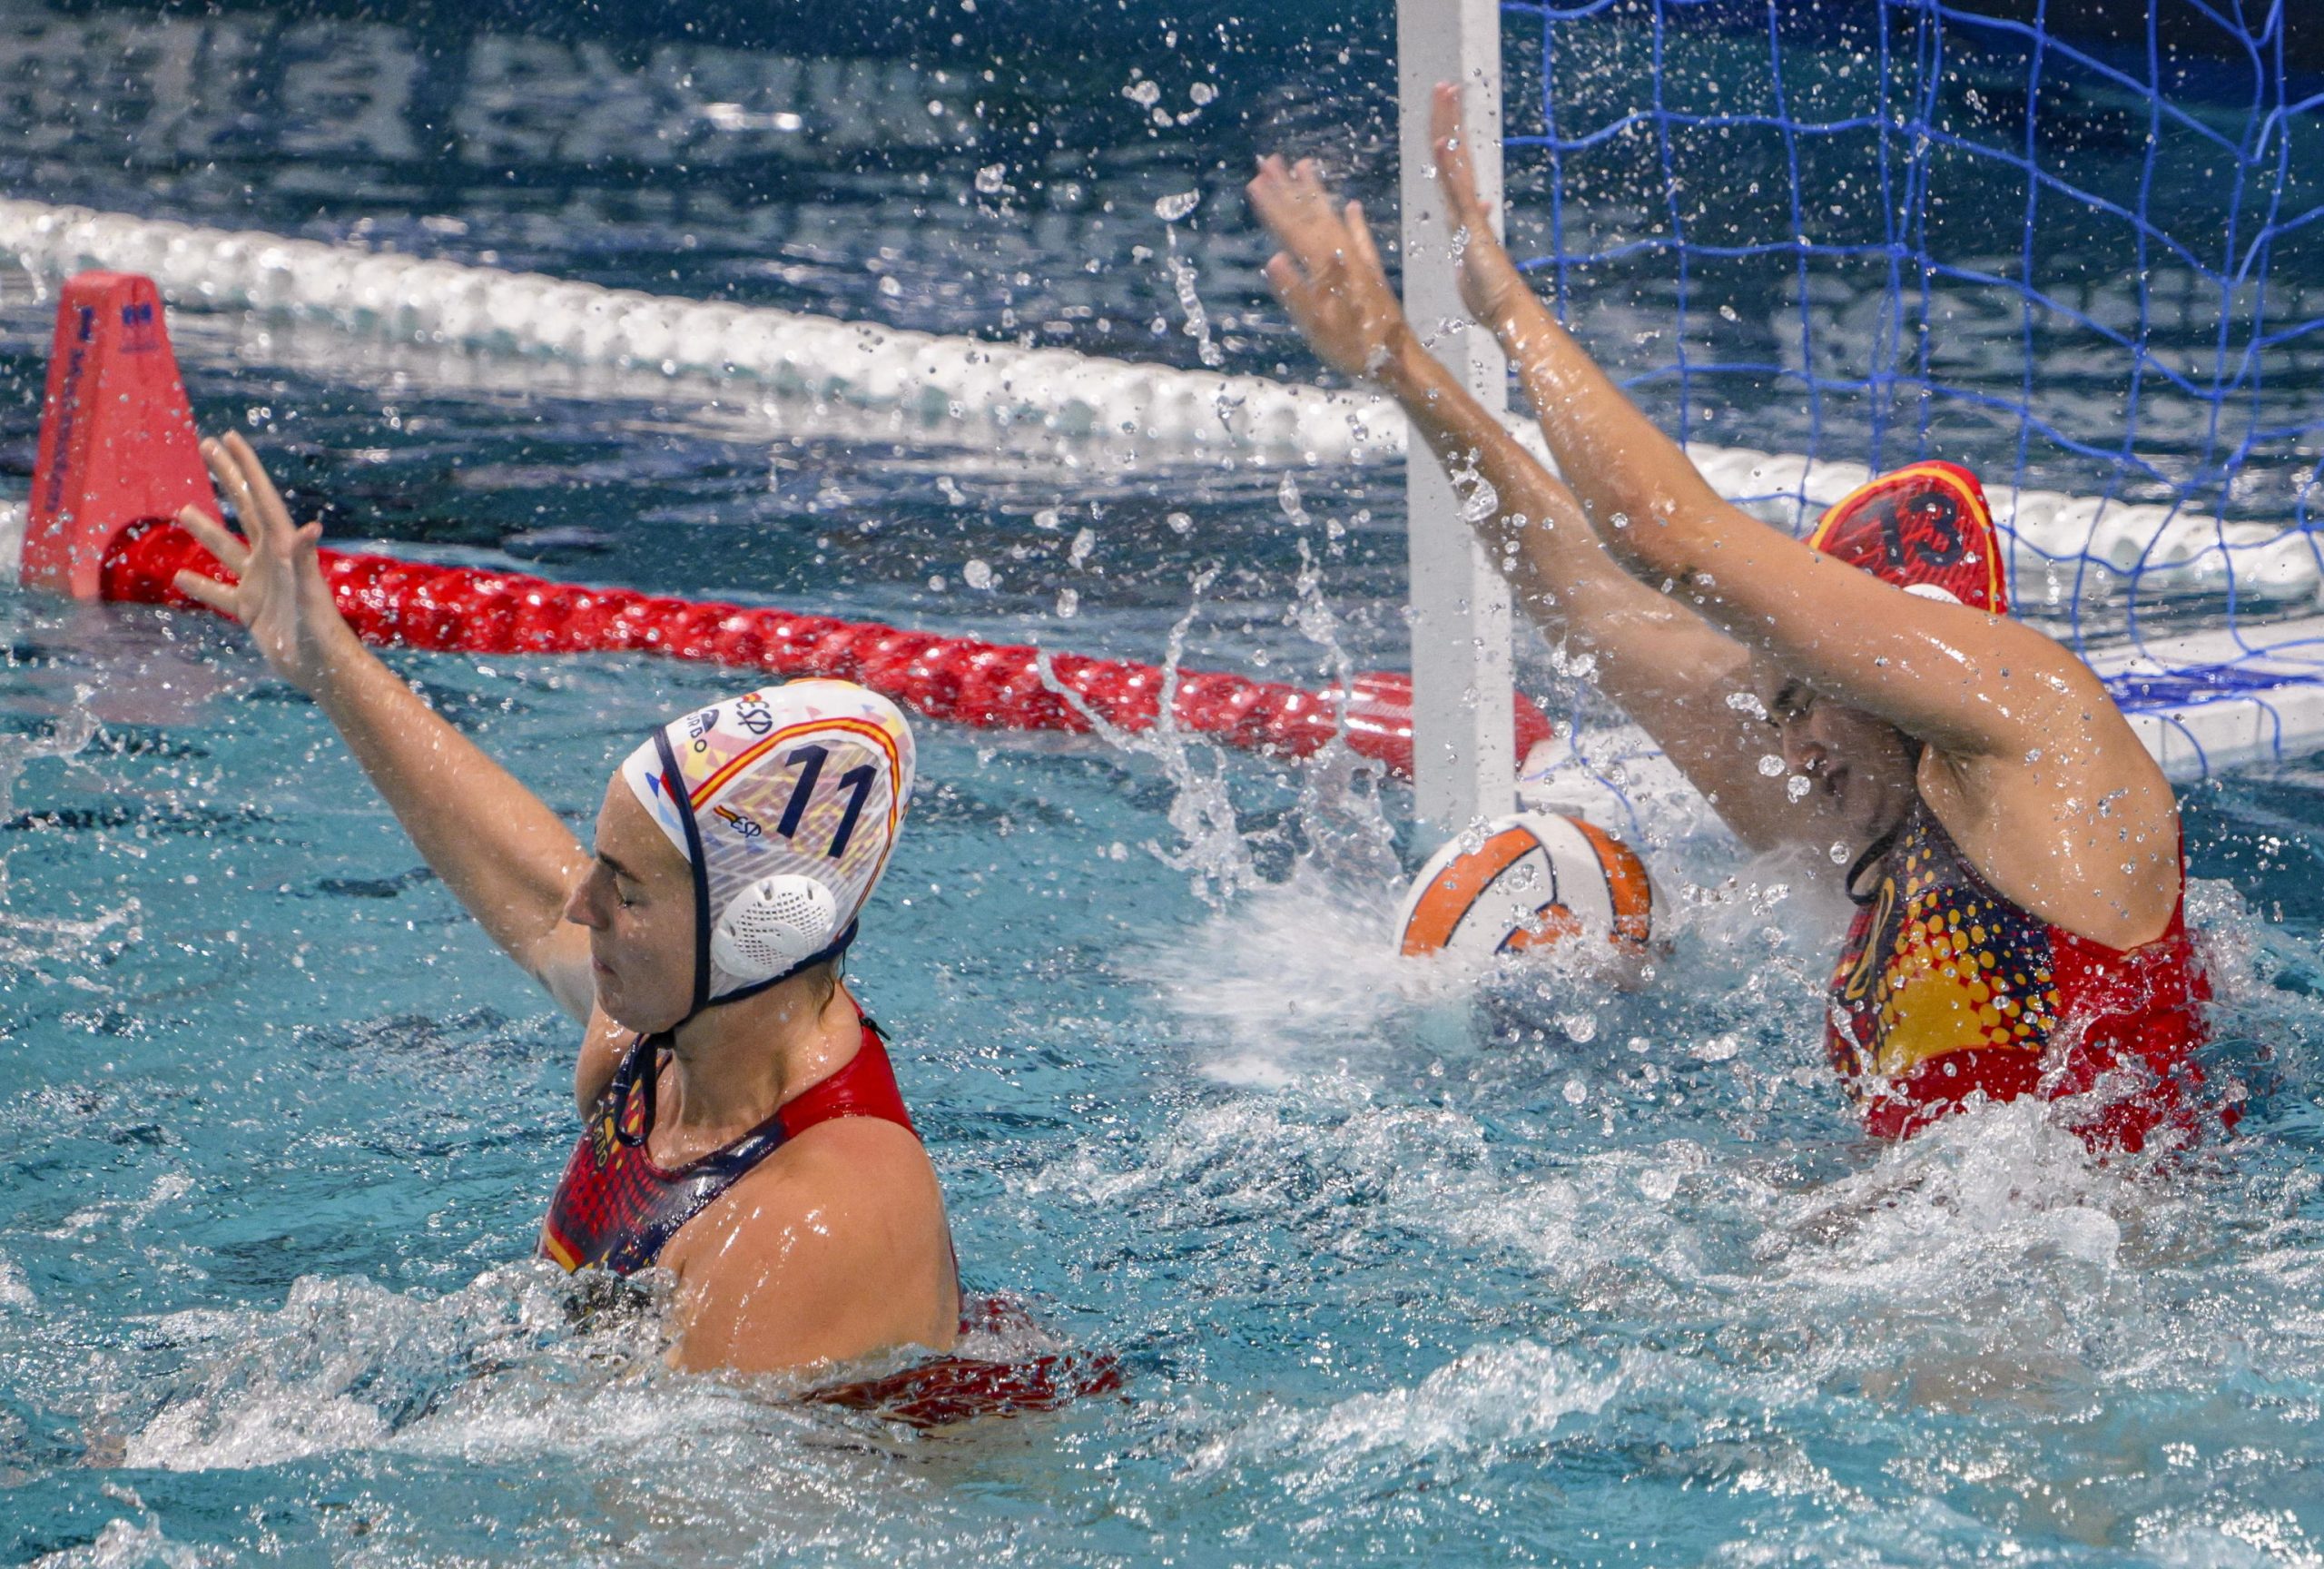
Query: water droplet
1758,754,1787,777
962,559,994,589
1154,190,1200,222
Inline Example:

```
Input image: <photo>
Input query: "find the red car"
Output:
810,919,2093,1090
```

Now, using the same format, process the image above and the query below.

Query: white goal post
1396,0,1519,837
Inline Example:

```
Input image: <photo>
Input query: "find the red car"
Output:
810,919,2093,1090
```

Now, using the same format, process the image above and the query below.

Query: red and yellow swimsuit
539,1018,917,1275
1827,800,2219,1152
534,1018,1123,1425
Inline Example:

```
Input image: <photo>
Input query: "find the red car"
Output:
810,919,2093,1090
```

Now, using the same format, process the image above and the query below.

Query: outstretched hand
1250,90,1541,381
1246,153,1413,383
1430,82,1536,333
172,433,358,696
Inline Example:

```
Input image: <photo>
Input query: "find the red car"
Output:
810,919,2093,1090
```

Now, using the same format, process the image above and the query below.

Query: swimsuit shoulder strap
543,1016,921,1275
643,1016,923,1169
778,1017,921,1142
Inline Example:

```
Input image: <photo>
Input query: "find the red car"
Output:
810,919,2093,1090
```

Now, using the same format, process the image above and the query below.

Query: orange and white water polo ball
1394,812,1654,963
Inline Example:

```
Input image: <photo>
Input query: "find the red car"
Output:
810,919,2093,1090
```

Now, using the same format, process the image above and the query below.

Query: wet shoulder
658,1116,957,1367
660,1115,945,1274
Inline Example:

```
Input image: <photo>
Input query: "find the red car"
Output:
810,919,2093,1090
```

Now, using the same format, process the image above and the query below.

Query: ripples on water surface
4,2,2324,1564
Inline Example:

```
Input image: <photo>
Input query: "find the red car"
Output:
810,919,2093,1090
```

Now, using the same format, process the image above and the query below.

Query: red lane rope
102,523,1552,778
31,270,1550,780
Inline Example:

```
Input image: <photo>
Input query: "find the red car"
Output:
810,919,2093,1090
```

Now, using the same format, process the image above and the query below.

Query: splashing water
0,690,97,896
1162,221,1227,371
7,15,2324,1565
1276,475,1401,892
0,688,143,982
1038,566,1256,904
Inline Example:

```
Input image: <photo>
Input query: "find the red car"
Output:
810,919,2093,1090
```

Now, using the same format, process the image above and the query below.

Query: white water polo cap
618,680,916,1012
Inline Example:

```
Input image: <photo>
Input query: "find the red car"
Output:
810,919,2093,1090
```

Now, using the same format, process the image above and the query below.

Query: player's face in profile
564,780,700,1032
1755,666,1922,843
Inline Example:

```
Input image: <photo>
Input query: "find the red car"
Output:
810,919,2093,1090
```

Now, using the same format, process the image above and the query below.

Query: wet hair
804,955,843,1012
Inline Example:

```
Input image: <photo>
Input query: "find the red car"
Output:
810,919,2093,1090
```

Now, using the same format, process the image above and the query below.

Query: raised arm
1424,85,2091,765
174,434,597,1020
1246,155,1852,853
1423,88,2176,941
1430,84,1739,556
1563,441,2180,939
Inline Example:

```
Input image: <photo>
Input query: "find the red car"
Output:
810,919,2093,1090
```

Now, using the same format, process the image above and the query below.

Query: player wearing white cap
172,433,959,1373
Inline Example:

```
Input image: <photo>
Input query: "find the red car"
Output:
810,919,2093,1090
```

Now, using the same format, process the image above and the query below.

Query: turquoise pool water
5,5,2324,1564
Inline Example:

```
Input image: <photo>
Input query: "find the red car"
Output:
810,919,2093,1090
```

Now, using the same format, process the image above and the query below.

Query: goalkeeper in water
1249,85,2226,1153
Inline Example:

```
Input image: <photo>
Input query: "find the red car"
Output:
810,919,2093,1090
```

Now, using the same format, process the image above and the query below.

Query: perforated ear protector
629,684,912,1019
710,873,840,984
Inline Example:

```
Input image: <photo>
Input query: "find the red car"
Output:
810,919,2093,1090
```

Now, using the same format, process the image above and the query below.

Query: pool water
5,4,2324,1564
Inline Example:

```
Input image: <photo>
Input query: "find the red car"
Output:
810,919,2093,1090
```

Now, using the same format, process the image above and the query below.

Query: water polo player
1248,87,2222,1152
171,432,960,1370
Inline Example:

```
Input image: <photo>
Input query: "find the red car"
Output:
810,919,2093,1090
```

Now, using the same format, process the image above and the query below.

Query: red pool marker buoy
101,525,1551,774
27,270,1554,778
23,271,218,599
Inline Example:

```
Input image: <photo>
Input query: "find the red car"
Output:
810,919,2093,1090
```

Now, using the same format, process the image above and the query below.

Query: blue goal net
1499,0,2324,772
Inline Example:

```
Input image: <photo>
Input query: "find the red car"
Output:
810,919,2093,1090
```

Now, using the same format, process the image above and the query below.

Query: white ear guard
710,873,841,985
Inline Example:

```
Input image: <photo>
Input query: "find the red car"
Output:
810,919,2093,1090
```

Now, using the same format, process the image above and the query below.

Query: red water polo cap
1803,459,2008,616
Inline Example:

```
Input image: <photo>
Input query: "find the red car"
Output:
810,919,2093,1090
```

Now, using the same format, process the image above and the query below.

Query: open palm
172,433,357,695
1246,153,1413,382
1430,83,1537,333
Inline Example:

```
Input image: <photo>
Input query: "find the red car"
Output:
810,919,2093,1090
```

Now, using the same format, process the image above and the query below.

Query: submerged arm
174,434,596,1021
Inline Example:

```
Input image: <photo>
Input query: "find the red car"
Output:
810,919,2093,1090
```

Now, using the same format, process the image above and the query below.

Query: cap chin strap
613,918,861,1151
653,729,716,1020
1845,819,1909,907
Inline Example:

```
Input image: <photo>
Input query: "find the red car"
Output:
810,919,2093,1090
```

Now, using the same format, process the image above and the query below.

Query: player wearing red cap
1248,86,2220,1151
